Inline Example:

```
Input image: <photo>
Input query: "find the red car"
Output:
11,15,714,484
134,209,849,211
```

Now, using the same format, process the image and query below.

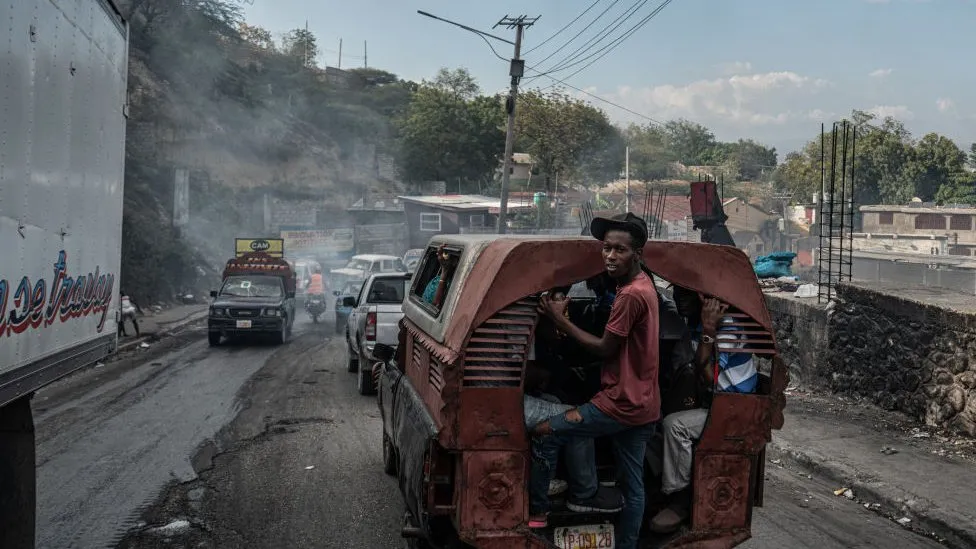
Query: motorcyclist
306,266,326,297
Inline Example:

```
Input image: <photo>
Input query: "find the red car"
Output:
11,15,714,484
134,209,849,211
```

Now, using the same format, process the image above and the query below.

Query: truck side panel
0,0,128,405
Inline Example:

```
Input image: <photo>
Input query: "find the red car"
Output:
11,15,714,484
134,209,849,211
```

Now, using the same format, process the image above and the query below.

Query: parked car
402,248,424,272
329,254,406,290
333,280,365,334
342,272,410,395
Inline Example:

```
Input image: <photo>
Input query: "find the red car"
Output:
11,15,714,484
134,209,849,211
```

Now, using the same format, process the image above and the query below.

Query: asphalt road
31,312,944,549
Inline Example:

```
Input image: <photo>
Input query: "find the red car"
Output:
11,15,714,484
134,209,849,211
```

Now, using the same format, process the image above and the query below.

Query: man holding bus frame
531,213,661,549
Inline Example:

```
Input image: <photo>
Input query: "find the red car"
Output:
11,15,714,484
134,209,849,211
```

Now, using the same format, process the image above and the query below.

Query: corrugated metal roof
628,194,692,222
398,194,535,213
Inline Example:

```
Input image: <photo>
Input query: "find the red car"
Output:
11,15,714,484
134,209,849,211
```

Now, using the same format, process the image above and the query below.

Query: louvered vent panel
462,299,538,388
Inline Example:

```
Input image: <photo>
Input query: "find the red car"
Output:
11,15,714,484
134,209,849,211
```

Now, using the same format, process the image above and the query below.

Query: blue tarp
754,252,797,279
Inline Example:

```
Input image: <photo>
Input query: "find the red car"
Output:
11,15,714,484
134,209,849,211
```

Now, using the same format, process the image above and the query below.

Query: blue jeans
530,403,657,549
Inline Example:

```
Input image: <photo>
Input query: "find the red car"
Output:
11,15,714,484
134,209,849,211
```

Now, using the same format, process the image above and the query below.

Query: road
31,313,944,549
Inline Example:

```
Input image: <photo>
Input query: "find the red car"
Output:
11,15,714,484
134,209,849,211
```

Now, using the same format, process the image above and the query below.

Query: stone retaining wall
767,285,976,436
765,294,830,391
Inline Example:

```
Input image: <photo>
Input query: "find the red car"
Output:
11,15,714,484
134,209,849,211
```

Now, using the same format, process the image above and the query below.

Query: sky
242,0,976,157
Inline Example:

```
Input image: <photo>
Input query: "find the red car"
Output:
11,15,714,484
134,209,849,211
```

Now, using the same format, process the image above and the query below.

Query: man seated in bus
422,262,585,498
649,286,758,534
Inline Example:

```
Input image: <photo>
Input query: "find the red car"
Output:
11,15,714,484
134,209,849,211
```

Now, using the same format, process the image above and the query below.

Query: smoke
117,0,404,302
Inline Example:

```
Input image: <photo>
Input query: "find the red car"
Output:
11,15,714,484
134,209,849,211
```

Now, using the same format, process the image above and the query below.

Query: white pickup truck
342,272,410,396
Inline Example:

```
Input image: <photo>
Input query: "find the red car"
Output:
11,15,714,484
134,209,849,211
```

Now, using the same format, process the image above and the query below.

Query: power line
470,21,666,127
541,0,673,83
540,0,675,90
522,0,602,55
478,34,509,63
531,0,650,79
528,0,623,70
525,66,666,127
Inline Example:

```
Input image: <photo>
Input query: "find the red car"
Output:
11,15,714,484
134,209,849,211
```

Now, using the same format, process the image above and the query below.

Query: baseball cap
590,212,648,249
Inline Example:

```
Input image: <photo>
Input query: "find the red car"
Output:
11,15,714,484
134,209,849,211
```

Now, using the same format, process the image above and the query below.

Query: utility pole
364,40,367,68
495,15,538,234
303,20,309,68
414,10,536,233
625,146,631,212
338,38,343,69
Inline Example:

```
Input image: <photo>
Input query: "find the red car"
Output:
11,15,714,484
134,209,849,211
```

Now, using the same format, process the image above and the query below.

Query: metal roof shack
397,194,534,214
397,195,536,249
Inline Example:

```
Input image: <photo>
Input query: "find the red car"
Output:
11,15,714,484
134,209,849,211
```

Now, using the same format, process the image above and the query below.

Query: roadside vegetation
115,0,976,304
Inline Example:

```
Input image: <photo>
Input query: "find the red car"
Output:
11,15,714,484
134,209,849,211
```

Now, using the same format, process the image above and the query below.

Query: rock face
767,285,976,436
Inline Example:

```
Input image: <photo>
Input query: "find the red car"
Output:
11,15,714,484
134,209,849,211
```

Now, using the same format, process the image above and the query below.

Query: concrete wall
852,257,976,296
852,233,948,255
767,285,976,436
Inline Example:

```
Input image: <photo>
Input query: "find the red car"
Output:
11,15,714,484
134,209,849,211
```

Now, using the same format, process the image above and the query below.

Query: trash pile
754,252,797,279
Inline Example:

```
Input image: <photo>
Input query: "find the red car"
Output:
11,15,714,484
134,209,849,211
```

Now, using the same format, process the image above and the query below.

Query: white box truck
0,1,128,547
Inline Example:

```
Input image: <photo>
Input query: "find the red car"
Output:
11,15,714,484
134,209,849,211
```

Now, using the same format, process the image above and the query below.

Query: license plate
236,320,252,329
554,524,615,549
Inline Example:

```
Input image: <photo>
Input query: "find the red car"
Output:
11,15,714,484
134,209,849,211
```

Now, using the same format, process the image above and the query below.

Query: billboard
355,223,408,256
235,238,285,258
280,228,355,257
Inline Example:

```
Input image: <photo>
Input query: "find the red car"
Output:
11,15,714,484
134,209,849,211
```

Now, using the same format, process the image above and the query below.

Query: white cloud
869,68,892,78
606,71,830,129
867,105,914,120
807,109,837,121
717,61,752,75
936,97,955,112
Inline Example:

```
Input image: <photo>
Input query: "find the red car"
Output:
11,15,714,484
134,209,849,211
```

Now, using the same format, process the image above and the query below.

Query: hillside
116,0,411,304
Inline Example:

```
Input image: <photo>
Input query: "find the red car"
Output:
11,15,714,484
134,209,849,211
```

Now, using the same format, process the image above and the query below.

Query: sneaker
649,505,689,534
528,513,549,529
548,479,569,496
650,489,692,534
567,485,624,513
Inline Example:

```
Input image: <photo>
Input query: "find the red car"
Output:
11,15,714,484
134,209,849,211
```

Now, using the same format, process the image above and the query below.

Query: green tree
237,22,275,50
395,84,505,187
431,67,480,102
282,28,319,68
773,109,976,206
624,124,675,181
725,139,777,180
515,89,623,189
969,143,976,170
913,133,967,200
664,119,717,165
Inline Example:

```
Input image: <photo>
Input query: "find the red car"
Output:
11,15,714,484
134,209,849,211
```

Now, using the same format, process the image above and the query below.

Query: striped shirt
691,316,758,394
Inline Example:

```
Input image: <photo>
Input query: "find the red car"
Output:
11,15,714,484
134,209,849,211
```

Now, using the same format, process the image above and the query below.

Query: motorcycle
304,294,327,323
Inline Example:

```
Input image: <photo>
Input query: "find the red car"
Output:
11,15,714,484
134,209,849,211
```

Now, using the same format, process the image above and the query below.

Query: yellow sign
235,238,284,258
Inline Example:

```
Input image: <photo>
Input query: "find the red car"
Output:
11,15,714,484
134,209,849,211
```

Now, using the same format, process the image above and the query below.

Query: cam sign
235,238,284,258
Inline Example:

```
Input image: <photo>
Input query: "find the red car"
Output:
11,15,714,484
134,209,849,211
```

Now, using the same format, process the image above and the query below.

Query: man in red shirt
529,212,660,549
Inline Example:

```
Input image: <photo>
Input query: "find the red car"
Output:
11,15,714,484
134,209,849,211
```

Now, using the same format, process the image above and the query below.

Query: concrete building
495,153,536,182
723,197,777,234
860,204,976,257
